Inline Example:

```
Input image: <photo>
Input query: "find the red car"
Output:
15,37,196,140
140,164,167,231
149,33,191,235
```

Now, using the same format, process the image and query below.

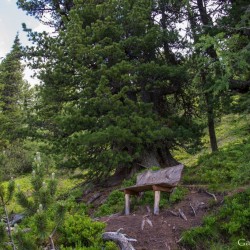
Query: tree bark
205,93,218,152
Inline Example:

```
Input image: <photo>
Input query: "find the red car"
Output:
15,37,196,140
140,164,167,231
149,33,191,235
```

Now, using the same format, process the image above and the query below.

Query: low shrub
181,188,250,249
58,213,118,249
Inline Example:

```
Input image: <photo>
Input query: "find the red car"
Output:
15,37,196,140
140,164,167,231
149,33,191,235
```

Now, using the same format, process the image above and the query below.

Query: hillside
2,110,249,249
84,112,250,249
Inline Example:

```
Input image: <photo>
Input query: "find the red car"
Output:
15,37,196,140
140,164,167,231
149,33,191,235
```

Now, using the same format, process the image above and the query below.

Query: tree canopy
17,0,250,183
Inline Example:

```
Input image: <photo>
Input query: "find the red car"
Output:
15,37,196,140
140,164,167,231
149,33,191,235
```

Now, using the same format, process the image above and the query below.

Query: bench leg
125,194,130,215
154,191,161,215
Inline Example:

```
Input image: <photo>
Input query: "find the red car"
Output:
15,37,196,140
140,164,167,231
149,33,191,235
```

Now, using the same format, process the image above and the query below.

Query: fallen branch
178,209,187,221
189,203,196,216
141,216,153,230
205,191,217,202
169,210,179,217
103,229,137,250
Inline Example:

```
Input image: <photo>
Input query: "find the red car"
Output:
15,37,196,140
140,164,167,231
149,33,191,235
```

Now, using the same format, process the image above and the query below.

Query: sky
0,0,49,85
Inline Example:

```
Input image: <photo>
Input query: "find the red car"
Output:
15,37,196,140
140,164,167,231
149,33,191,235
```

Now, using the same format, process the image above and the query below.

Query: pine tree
0,34,25,144
0,35,34,179
0,178,17,250
22,0,203,183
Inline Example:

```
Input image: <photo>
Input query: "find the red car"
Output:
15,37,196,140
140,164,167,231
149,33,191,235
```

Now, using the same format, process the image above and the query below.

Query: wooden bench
121,164,184,215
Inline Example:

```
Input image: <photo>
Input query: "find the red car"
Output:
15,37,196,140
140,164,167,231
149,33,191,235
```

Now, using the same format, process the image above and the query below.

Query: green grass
174,113,250,168
4,170,84,213
174,113,250,191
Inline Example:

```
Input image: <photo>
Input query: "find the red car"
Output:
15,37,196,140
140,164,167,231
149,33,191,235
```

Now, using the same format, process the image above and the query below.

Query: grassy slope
173,112,250,249
174,113,250,190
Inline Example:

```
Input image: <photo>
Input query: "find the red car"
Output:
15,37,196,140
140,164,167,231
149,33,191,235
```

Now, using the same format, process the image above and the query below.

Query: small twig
176,237,183,243
189,203,196,216
169,210,179,217
178,209,187,221
141,219,145,230
146,218,153,227
146,205,151,214
205,190,217,202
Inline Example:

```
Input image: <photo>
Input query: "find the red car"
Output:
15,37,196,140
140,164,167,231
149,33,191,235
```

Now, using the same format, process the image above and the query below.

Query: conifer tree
0,178,17,250
22,0,203,183
15,152,65,248
0,35,24,144
0,35,34,179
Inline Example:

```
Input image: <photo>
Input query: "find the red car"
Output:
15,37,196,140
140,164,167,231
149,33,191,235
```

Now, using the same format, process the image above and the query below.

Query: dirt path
99,190,223,250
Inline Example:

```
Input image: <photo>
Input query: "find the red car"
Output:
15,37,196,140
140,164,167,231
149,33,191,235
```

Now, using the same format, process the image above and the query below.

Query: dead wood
169,210,179,217
205,190,217,202
189,203,196,216
103,229,137,250
178,208,187,221
141,216,153,230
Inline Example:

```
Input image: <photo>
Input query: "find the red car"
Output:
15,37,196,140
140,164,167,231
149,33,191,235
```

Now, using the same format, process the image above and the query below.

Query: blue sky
0,0,49,84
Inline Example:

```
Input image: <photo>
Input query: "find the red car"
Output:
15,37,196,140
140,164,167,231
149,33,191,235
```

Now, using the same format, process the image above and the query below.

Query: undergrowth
181,188,250,250
183,138,250,190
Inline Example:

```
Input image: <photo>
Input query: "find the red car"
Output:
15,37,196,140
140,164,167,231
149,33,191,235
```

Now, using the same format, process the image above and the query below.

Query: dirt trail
99,190,224,250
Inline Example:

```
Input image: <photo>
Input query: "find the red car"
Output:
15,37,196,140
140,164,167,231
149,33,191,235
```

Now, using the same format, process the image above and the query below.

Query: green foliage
181,189,250,249
95,190,124,217
0,142,33,180
16,152,58,215
59,213,105,248
14,225,37,250
230,93,250,114
191,139,250,188
169,187,188,203
22,0,203,180
0,221,8,248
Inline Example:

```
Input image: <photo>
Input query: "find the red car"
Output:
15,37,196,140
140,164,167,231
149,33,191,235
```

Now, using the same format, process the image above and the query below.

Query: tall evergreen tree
0,35,24,144
22,0,202,184
0,35,34,178
180,0,250,151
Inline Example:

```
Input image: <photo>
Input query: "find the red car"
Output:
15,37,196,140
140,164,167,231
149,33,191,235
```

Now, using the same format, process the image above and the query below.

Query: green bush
95,190,124,217
59,213,108,248
181,189,250,249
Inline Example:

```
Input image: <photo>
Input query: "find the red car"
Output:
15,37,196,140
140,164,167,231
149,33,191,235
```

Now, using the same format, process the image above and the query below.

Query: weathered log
103,230,137,250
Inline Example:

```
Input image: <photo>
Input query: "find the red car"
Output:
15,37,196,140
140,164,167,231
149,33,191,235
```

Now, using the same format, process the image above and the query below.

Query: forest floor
90,187,224,250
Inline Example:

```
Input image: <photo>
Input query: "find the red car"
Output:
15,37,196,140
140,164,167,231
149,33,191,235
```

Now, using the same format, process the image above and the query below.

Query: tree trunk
196,1,219,152
103,147,179,187
205,94,218,152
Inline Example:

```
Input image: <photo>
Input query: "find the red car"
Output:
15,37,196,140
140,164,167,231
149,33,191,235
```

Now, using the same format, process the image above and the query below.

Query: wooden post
154,191,161,215
125,193,130,215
